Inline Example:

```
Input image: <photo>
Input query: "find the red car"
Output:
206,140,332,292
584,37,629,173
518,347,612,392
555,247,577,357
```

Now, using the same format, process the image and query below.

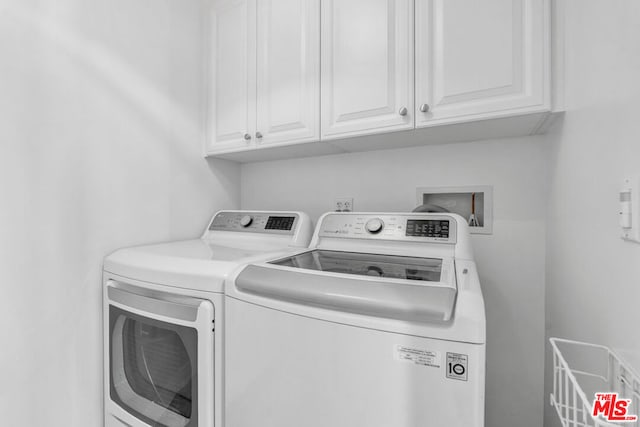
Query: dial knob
365,218,384,234
239,215,253,227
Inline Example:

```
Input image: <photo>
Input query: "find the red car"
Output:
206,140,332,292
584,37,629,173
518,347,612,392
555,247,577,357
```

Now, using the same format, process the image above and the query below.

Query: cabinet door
255,0,320,146
321,0,414,140
415,0,549,127
207,0,256,153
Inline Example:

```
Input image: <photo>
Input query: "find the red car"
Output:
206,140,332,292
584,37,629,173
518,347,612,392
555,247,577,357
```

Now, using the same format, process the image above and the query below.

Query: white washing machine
225,212,486,427
103,210,312,427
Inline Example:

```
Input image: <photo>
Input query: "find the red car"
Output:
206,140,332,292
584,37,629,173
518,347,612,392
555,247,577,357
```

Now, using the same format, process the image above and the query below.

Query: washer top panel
317,213,457,243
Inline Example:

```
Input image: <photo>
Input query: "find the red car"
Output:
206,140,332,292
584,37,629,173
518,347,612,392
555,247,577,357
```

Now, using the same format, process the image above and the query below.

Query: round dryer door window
109,305,198,427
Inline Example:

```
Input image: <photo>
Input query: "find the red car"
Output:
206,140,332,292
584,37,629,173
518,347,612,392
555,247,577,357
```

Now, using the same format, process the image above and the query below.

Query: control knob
365,218,384,234
239,215,253,227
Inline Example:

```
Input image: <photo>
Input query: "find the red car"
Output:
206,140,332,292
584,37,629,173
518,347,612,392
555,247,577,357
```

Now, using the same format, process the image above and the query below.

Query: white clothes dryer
225,212,486,427
103,211,312,427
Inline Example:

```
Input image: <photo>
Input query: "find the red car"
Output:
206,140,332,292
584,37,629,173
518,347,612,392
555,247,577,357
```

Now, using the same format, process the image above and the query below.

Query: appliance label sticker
395,346,441,368
446,352,468,381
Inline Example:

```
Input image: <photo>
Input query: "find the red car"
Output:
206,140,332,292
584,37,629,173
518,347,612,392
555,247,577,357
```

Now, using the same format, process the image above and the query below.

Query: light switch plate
621,177,640,244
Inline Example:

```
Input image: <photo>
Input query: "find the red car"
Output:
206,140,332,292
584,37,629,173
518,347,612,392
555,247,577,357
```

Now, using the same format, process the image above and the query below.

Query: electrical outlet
334,197,354,212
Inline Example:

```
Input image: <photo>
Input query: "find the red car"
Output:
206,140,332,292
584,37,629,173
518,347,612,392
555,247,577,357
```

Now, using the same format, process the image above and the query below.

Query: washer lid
234,250,457,323
270,250,444,282
104,239,297,292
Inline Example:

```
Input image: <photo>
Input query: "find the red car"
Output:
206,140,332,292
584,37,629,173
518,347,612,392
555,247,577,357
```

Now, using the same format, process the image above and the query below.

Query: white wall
544,1,640,426
0,1,239,426
241,137,549,427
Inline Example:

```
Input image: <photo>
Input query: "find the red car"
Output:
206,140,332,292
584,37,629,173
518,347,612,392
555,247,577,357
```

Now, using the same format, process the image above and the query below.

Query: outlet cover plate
334,197,354,212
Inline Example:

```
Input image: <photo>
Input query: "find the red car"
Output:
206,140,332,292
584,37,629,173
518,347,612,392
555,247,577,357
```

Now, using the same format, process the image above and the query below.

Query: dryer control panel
318,213,457,243
208,211,299,235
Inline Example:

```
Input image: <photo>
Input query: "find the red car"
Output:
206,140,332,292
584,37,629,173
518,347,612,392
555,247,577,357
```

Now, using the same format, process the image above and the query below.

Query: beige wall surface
545,1,640,426
0,1,239,425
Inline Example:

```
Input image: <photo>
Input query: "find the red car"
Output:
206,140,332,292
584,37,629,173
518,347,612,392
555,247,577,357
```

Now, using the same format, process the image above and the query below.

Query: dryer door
106,282,214,427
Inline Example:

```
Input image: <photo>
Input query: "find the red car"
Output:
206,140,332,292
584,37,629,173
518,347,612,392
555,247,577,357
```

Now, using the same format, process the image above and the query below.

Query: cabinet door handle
255,132,263,139
419,103,430,113
398,107,408,116
243,133,251,141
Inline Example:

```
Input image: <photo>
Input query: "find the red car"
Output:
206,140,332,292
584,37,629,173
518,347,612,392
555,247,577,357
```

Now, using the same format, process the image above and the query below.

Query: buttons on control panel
406,220,450,238
265,216,295,231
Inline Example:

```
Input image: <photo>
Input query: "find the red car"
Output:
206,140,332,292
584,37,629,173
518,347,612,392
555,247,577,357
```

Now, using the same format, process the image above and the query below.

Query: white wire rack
550,338,640,427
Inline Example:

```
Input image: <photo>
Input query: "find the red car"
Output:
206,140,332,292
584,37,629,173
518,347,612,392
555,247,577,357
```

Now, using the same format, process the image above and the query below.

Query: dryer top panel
208,211,300,235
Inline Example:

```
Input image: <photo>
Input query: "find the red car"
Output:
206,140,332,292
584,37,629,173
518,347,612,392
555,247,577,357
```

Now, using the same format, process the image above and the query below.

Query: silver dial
365,218,384,233
239,215,253,227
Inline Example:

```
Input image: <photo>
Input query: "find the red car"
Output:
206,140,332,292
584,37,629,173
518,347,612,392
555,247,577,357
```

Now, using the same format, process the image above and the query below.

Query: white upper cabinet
321,0,414,140
256,0,320,146
207,0,320,154
208,0,557,161
208,0,256,153
415,0,550,127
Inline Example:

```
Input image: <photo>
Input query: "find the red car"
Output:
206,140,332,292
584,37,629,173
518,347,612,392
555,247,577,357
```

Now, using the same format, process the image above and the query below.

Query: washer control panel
208,211,299,235
318,213,457,243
